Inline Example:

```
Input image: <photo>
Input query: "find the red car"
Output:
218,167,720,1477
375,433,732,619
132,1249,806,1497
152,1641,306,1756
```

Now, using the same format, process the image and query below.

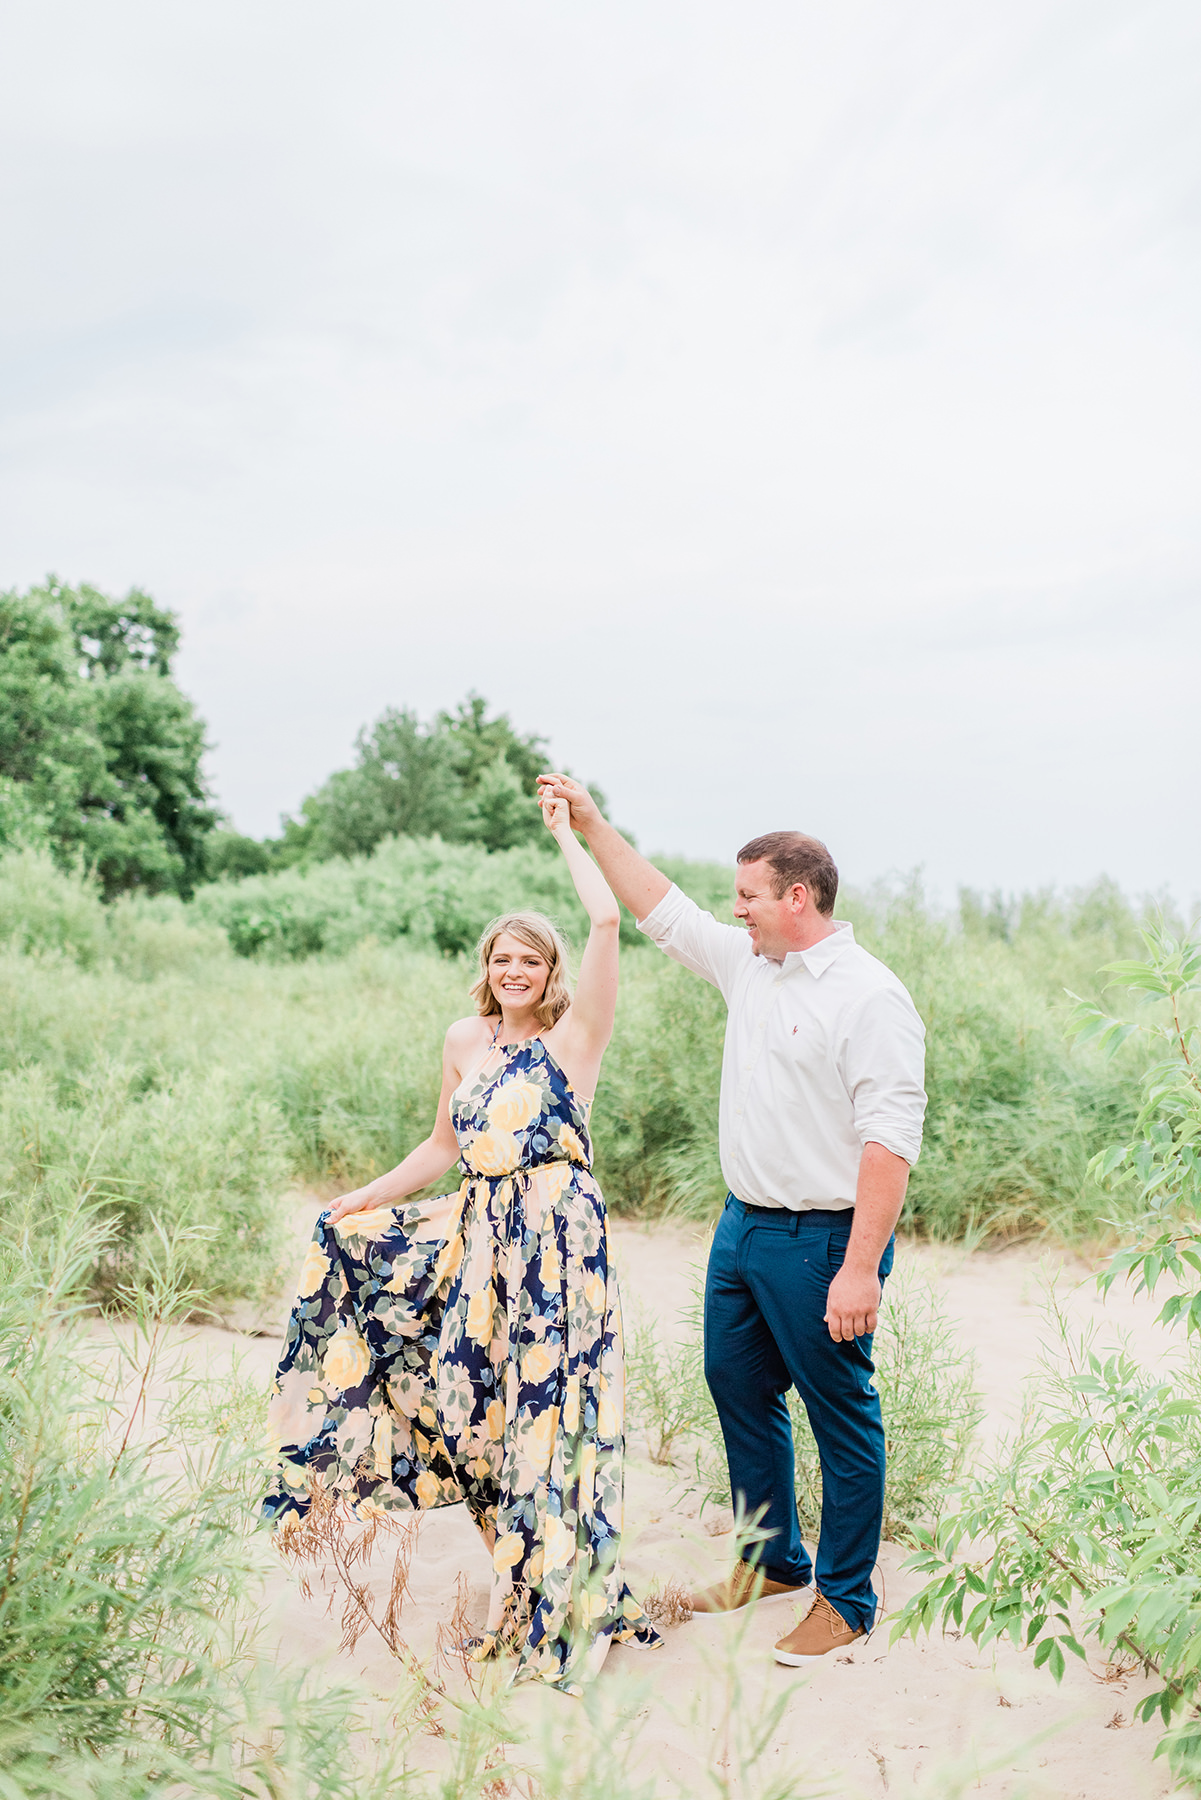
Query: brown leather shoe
690,1559,811,1615
773,1591,865,1663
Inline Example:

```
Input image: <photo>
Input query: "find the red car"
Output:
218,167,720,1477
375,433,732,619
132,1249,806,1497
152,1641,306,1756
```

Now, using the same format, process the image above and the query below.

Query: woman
262,792,662,1693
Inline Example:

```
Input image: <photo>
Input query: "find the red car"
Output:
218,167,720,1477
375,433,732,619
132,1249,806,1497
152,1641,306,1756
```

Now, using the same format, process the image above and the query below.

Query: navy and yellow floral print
263,1035,662,1694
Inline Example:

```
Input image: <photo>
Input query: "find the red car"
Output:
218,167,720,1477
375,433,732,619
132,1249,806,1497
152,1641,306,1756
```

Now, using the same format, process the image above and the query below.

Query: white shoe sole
691,1583,812,1621
773,1636,864,1666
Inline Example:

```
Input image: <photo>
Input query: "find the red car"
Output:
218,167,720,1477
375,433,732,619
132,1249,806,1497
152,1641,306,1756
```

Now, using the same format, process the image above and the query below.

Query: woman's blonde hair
470,911,574,1029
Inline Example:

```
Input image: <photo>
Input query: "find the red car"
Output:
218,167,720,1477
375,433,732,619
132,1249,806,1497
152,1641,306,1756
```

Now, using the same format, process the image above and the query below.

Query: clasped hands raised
537,773,601,836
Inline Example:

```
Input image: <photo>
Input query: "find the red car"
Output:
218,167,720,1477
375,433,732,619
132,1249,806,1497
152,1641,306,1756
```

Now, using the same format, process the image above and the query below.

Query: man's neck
770,916,840,961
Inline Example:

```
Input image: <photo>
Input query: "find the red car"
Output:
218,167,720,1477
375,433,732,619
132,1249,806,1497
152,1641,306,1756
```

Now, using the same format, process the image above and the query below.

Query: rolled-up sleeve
636,883,750,1000
838,985,928,1166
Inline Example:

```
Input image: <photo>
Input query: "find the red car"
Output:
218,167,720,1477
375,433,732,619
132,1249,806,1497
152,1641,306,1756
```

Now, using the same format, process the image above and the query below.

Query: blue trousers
703,1195,894,1632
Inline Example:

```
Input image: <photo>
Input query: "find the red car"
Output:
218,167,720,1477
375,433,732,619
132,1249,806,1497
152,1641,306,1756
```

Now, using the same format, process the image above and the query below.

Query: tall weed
0,1062,291,1305
0,1202,255,1786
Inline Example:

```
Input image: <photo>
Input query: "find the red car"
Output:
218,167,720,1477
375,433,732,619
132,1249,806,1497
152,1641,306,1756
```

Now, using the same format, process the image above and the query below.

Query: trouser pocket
826,1224,894,1284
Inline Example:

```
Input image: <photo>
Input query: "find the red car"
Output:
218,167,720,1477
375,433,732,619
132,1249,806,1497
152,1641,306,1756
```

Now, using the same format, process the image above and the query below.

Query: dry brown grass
275,1480,444,1732
642,1577,694,1628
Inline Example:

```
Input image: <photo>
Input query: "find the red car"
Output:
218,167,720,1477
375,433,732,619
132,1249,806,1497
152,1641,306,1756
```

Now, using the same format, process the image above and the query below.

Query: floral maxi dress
262,1035,662,1693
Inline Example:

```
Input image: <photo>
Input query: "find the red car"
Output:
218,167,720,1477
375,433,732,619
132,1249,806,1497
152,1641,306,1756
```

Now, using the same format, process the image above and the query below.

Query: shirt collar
781,920,857,978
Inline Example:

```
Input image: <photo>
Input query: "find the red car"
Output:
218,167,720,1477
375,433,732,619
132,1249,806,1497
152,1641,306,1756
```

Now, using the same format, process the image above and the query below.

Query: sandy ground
186,1204,1190,1798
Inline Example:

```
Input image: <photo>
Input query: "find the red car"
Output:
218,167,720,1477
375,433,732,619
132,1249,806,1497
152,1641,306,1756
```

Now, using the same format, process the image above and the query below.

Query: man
537,774,927,1664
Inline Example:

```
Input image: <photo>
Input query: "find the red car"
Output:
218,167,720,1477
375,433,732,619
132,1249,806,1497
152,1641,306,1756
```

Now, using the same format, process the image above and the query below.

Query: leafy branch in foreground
895,919,1201,1785
892,1300,1201,1758
1065,918,1201,1329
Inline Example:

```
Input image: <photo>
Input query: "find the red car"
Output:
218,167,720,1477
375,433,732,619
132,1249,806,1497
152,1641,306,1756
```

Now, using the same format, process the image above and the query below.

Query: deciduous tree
0,579,217,897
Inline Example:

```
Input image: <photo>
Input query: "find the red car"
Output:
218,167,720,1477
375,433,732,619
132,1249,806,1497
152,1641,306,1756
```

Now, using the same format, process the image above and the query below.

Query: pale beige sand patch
181,1205,1186,1797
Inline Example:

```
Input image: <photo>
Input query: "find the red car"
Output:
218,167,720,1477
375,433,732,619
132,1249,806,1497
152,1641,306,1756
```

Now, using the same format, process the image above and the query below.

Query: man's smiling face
733,858,804,960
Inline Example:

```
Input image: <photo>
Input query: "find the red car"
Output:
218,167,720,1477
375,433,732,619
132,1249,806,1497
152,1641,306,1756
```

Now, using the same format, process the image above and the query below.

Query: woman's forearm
552,826,620,928
356,1135,458,1208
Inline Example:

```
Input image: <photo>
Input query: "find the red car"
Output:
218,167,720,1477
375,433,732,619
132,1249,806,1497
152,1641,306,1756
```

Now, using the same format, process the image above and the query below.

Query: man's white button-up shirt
637,884,928,1212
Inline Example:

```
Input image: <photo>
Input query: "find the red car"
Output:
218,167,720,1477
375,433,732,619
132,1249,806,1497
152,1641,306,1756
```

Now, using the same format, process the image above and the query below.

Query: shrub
0,848,227,978
895,919,1201,1784
1069,919,1201,1325
191,834,611,957
0,844,1162,1309
104,888,230,980
190,836,740,963
895,1308,1201,1782
846,881,1141,1242
0,847,109,966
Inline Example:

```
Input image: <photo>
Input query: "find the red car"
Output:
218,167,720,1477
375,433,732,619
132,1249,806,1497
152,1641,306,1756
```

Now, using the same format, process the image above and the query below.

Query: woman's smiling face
488,933,551,1012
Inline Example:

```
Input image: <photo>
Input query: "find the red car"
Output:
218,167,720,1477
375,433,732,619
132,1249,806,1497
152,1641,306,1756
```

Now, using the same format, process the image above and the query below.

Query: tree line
0,580,601,897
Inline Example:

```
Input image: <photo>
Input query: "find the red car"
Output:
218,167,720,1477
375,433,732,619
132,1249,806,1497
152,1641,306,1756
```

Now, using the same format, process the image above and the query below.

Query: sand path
192,1206,1187,1798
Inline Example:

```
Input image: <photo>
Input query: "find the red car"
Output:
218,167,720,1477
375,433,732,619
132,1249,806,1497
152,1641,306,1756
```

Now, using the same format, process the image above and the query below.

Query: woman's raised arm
540,793,620,1093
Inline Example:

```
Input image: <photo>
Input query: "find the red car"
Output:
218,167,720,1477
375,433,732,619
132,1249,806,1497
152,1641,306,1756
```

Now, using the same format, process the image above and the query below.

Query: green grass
2,841,1184,1796
0,844,1156,1303
848,880,1144,1243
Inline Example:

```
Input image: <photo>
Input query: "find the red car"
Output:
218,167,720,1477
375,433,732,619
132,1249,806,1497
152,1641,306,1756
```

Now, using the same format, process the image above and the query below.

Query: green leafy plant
894,919,1201,1784
892,1300,1201,1778
1067,919,1201,1329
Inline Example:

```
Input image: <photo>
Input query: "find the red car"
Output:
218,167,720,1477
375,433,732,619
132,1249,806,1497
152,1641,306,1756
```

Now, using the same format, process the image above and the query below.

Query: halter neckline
459,1025,593,1116
490,1020,543,1049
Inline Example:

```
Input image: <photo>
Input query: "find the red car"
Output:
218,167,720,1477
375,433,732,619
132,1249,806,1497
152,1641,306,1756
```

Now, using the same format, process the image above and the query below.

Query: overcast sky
2,1,1198,902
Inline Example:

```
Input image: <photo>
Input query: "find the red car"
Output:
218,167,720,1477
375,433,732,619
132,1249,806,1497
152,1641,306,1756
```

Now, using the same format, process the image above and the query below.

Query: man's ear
789,883,809,913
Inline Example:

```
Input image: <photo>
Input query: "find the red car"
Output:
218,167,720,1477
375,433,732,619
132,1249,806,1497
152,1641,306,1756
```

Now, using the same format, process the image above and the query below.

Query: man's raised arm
537,774,670,923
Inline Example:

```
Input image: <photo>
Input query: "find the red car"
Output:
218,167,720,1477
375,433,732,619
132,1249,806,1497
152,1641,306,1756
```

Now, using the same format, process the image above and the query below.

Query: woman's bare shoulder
445,1014,490,1050
445,1015,494,1086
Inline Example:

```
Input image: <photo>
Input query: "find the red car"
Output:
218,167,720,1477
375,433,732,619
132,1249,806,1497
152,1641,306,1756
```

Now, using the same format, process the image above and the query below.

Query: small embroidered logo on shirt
792,1025,798,1035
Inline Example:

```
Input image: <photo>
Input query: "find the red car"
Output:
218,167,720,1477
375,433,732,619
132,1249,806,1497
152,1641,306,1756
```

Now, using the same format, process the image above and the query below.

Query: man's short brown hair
736,832,839,916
